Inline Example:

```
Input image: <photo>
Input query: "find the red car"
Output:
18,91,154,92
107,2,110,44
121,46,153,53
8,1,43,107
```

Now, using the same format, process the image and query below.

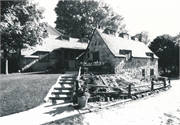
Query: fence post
164,79,166,88
128,84,132,98
151,80,154,91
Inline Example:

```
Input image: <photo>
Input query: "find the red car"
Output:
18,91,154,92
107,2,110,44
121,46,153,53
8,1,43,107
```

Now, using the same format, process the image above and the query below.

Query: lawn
0,72,62,117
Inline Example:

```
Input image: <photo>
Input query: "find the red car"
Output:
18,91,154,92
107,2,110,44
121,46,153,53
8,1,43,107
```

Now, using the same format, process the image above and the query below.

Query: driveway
78,79,180,125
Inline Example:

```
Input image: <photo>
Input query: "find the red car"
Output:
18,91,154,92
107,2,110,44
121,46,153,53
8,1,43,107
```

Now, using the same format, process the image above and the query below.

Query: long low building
21,25,88,72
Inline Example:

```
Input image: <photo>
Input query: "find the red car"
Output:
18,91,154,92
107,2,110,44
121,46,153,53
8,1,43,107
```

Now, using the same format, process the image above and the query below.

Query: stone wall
85,30,159,80
114,57,158,80
85,30,114,64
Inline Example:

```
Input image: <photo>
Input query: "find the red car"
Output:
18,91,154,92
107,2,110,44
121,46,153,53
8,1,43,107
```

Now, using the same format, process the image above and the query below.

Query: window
119,50,132,61
142,69,145,77
93,52,99,62
98,41,101,45
146,52,154,61
95,41,97,46
91,42,93,46
39,52,49,62
150,69,154,76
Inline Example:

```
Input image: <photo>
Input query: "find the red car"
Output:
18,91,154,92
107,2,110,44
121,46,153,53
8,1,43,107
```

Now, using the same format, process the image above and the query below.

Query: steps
49,74,77,104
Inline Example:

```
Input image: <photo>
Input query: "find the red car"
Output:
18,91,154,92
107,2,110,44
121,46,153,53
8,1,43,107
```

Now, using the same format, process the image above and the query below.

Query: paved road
81,79,180,125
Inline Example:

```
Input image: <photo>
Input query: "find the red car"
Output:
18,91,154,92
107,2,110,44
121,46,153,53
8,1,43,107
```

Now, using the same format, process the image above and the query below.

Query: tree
135,31,150,45
149,34,179,76
54,0,126,39
0,1,48,74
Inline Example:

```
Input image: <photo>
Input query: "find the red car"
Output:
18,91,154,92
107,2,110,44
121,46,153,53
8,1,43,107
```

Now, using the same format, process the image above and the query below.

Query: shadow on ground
44,104,74,117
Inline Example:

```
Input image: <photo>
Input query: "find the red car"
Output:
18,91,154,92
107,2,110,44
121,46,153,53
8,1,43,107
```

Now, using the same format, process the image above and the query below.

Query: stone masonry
85,30,158,80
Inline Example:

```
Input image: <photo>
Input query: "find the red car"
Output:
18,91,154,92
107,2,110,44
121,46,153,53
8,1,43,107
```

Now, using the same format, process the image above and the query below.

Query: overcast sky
37,0,180,41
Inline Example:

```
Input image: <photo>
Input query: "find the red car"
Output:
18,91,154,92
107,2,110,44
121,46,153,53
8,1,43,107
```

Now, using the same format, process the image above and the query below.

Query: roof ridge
47,24,63,35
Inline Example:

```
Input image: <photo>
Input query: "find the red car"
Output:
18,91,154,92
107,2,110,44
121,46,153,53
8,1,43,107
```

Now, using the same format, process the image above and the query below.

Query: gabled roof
21,25,88,56
45,25,63,36
96,29,158,59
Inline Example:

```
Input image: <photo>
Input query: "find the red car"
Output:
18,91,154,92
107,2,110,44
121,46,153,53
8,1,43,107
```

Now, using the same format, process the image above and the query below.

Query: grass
0,71,62,117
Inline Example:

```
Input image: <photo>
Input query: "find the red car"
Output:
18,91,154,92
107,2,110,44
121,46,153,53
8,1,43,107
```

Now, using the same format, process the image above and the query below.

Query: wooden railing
75,66,82,94
75,71,171,100
86,75,171,99
127,76,171,98
22,53,49,72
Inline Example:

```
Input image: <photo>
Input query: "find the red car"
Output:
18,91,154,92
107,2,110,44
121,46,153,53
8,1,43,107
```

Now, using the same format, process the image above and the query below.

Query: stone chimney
131,36,139,41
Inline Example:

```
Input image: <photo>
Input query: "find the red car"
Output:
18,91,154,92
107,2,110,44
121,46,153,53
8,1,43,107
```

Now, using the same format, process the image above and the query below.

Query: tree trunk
4,49,9,74
5,59,8,74
18,48,22,72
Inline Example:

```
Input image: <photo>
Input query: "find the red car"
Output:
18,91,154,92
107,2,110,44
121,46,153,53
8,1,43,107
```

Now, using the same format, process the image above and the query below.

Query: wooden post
76,80,79,95
151,80,154,91
168,78,171,86
128,84,132,98
164,79,166,88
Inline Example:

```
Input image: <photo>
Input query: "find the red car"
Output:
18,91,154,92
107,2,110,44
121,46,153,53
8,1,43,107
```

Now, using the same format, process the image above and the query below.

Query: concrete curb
77,98,132,114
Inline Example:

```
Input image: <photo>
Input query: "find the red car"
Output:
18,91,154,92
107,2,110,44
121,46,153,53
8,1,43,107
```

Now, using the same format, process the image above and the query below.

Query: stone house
84,28,159,80
21,25,88,72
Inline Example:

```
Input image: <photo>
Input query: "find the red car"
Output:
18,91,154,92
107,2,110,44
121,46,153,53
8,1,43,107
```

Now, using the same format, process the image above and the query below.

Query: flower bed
100,74,152,93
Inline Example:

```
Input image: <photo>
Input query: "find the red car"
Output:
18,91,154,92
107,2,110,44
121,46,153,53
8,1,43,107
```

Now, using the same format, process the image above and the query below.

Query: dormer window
61,35,70,41
146,52,154,61
119,49,132,61
81,38,89,43
56,35,70,41
119,33,129,40
103,28,116,36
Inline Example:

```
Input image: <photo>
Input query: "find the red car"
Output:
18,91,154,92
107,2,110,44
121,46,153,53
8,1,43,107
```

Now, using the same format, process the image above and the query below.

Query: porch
53,48,85,70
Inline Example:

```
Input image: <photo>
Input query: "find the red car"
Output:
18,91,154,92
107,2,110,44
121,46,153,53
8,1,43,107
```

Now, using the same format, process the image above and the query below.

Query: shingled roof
96,29,158,59
22,25,88,56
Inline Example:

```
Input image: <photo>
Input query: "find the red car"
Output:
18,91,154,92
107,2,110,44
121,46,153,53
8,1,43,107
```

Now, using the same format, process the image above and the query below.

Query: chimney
131,36,139,41
119,33,130,40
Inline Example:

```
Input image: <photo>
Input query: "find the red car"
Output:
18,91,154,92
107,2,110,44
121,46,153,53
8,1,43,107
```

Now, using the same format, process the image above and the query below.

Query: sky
37,0,180,41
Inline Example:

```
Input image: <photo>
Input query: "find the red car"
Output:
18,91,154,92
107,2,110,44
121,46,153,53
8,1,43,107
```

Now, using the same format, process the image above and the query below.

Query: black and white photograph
0,0,179,124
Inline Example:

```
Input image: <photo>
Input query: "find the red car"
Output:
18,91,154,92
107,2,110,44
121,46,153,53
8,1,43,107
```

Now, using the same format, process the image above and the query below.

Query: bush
46,66,54,70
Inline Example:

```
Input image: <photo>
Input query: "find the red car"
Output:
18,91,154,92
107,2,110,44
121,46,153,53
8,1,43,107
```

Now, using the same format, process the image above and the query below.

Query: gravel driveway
80,79,180,125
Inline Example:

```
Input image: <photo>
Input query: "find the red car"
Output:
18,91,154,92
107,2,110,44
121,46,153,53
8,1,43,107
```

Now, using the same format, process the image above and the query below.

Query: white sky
37,0,180,41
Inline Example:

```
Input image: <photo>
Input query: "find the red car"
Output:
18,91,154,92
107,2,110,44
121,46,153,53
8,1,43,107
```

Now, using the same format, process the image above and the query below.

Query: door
69,52,75,68
93,52,99,62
